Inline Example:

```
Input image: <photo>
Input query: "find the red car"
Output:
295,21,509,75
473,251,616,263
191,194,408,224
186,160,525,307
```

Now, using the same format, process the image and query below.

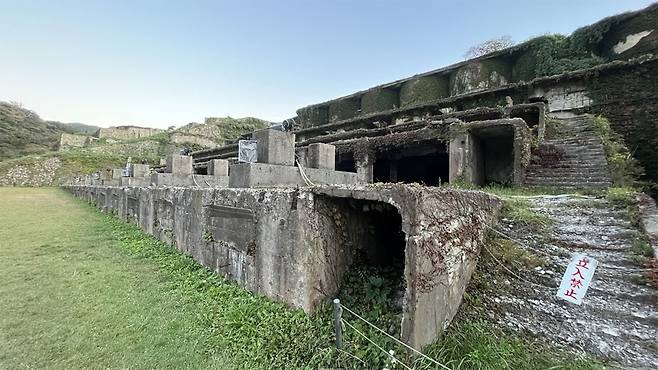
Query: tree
464,36,514,59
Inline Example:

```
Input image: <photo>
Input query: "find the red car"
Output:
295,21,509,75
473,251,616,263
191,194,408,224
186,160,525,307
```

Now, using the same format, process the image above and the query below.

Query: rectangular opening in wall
470,126,515,186
373,142,449,185
335,151,357,173
510,108,540,132
319,196,406,338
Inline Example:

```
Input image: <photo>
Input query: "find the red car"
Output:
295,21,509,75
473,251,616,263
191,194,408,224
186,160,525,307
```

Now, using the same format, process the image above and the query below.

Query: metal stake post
333,298,343,349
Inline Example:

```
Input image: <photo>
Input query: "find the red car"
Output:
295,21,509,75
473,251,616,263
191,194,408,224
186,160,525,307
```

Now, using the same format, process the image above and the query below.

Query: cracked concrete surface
490,195,657,368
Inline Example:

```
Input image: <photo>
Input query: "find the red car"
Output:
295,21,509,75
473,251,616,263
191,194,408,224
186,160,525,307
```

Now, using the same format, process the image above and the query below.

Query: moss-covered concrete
328,98,361,122
296,106,329,128
450,58,512,96
399,75,450,107
361,88,400,114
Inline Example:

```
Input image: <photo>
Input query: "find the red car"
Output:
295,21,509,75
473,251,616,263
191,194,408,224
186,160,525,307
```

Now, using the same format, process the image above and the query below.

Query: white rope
486,224,654,273
341,318,414,370
340,304,451,370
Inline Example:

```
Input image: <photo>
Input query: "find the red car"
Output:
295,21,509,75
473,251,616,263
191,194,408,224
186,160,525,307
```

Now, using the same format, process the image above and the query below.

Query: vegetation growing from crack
592,115,643,187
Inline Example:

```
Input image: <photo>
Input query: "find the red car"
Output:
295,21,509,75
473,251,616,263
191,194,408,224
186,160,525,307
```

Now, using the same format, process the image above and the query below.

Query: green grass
0,188,603,369
0,187,236,369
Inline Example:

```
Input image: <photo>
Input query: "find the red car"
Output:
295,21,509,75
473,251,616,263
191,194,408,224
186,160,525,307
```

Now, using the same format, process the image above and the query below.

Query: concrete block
229,162,358,188
166,155,193,175
253,129,295,166
151,173,228,187
120,177,150,187
208,159,229,176
112,169,124,179
129,163,150,177
306,143,335,170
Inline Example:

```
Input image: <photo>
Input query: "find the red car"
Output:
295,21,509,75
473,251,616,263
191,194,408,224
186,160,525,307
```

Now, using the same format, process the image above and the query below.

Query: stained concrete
228,162,359,188
150,173,229,187
64,183,501,349
307,143,335,170
253,129,295,166
166,155,193,175
129,164,150,177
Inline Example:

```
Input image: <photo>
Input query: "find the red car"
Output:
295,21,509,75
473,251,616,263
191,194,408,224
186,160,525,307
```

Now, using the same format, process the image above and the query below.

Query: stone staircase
525,115,612,189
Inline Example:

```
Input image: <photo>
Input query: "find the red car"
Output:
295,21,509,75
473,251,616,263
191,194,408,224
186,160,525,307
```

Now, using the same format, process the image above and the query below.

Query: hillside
0,102,75,160
0,102,270,186
65,122,101,135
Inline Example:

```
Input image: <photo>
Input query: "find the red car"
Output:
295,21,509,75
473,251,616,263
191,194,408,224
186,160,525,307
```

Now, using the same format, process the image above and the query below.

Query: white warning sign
557,253,598,305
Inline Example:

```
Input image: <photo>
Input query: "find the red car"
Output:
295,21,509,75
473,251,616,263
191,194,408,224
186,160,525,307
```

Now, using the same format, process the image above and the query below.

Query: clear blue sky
0,0,654,128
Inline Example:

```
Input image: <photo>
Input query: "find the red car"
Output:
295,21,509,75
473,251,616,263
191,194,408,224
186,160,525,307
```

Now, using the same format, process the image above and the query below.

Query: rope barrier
340,304,452,370
341,318,414,370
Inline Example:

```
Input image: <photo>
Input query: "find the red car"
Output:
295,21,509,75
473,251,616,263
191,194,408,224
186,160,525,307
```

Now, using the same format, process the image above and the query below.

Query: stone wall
59,133,89,150
64,183,501,348
96,126,163,140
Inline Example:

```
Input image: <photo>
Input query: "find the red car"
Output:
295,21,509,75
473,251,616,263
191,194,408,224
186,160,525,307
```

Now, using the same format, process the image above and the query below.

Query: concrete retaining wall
64,183,501,348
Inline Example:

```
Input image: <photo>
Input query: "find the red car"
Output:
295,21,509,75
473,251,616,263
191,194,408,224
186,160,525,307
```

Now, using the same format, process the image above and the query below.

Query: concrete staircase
525,115,612,189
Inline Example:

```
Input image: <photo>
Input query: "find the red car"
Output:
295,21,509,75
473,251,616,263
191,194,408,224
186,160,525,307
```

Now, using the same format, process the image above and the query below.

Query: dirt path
490,195,658,369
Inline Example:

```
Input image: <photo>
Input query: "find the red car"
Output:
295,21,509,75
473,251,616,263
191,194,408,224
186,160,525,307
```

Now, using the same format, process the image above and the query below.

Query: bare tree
464,36,514,59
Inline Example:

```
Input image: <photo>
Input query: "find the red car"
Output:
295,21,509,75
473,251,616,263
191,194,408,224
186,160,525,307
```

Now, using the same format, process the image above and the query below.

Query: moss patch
399,75,449,107
328,98,361,122
360,87,399,114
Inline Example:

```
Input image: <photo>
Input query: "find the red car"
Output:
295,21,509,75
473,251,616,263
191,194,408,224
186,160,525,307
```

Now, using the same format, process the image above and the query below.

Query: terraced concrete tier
525,115,612,189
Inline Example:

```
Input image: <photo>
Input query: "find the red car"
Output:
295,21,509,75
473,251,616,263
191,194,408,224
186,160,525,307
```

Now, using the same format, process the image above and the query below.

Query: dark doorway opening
373,143,449,186
325,197,406,337
471,126,515,186
335,152,357,172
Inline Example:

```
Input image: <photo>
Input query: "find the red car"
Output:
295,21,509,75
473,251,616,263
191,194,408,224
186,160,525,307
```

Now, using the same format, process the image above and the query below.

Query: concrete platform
229,162,358,188
120,177,150,187
150,173,229,187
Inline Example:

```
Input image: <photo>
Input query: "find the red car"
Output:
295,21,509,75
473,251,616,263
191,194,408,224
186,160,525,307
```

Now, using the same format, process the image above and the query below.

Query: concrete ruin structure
64,3,658,350
95,125,164,141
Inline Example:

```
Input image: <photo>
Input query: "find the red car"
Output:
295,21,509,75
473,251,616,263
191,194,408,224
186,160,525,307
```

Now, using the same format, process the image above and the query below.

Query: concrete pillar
253,129,295,166
166,154,193,175
307,143,336,170
129,163,150,177
208,159,229,176
356,154,374,183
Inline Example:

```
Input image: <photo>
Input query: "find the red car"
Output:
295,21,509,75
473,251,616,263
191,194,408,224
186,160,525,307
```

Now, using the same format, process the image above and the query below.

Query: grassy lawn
0,187,602,369
0,188,233,369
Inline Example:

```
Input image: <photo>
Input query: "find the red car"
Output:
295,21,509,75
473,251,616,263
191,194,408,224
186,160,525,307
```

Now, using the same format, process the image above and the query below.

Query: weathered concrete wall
96,126,163,140
449,118,532,186
294,4,656,128
59,133,89,150
64,183,501,348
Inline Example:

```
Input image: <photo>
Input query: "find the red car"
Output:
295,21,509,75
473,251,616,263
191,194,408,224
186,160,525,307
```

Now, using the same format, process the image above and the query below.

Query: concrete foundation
64,183,501,349
228,162,359,188
150,173,229,187
120,177,150,187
